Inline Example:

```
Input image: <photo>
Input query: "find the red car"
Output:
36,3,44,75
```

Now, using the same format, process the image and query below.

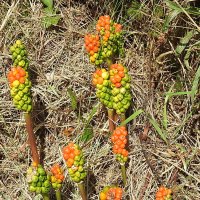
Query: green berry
32,175,39,183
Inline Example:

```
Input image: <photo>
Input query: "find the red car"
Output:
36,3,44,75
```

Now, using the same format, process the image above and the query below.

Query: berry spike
50,164,64,200
156,186,173,200
99,186,123,200
9,40,29,70
62,142,87,200
7,66,32,112
111,126,128,185
27,163,51,199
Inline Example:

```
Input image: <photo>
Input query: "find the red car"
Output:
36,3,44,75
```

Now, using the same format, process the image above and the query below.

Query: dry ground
0,1,200,200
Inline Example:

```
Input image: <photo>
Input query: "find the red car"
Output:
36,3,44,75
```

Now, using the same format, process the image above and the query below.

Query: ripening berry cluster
7,66,32,112
92,69,113,109
111,126,128,163
50,164,64,190
92,64,131,114
100,186,123,200
62,142,87,183
156,186,172,200
85,15,124,66
10,40,29,70
27,164,51,194
110,64,131,114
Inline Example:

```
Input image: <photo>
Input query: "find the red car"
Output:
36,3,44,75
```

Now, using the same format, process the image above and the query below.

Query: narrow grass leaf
175,30,197,56
67,88,77,111
163,10,181,32
120,109,143,126
163,85,173,130
165,91,193,97
149,118,168,143
191,65,200,102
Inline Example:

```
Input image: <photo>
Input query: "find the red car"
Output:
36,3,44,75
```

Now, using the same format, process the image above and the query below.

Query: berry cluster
62,142,87,183
156,186,172,200
27,164,51,194
85,15,124,66
10,40,29,70
93,69,113,109
100,186,123,200
7,66,32,112
110,64,131,114
84,34,102,65
111,126,128,163
51,164,64,190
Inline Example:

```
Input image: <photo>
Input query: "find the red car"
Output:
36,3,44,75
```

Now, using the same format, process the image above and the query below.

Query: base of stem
56,189,62,200
77,182,87,200
42,193,50,200
121,164,127,186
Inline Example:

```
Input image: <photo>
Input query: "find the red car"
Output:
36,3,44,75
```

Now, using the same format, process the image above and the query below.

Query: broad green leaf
165,0,182,11
149,118,168,144
175,30,198,56
191,65,200,102
120,109,143,126
41,0,53,9
67,88,77,111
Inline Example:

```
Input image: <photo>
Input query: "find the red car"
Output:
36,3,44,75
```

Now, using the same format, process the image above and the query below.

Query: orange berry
19,77,25,83
115,83,121,88
97,77,104,85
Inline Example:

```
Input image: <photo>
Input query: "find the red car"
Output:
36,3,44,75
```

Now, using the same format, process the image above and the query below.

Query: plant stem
24,112,40,165
78,182,87,200
42,193,50,200
121,164,127,186
120,113,126,123
107,109,115,133
56,189,62,200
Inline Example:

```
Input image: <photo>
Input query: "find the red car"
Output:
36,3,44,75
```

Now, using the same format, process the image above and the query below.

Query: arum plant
84,15,125,133
99,186,123,200
62,142,87,200
8,40,40,165
111,126,128,186
27,163,51,200
50,164,64,200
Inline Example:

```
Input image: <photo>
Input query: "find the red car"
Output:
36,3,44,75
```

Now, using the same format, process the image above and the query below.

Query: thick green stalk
78,182,87,200
42,193,50,200
24,112,40,165
56,189,62,200
121,164,127,186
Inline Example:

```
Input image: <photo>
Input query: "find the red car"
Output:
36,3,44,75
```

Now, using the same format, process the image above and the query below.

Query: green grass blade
120,109,143,126
191,65,200,102
165,91,193,97
67,88,78,111
163,85,173,130
149,118,168,144
163,9,181,32
175,30,198,56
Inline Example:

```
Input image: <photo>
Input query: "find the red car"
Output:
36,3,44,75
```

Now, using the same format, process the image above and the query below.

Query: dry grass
0,0,200,200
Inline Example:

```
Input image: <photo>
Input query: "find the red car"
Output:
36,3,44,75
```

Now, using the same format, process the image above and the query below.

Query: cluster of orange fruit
96,15,111,32
111,126,128,163
51,164,64,182
7,66,26,86
110,64,125,88
156,186,172,200
84,34,100,59
92,69,104,86
100,186,123,200
62,142,80,168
